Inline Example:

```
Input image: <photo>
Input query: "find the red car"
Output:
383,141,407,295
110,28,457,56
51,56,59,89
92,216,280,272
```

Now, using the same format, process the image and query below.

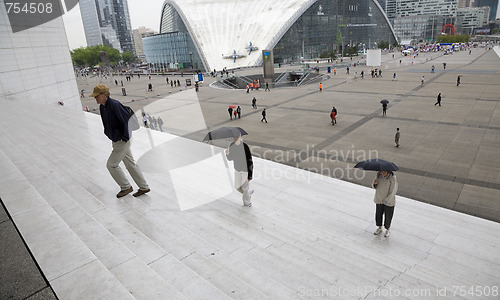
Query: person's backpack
123,105,140,131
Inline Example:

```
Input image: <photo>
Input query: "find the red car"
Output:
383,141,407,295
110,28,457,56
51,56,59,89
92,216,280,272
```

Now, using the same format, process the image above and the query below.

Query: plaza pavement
79,46,500,223
1,46,499,299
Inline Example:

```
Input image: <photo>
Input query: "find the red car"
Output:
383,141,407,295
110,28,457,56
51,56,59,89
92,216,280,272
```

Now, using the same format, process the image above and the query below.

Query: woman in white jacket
373,171,398,237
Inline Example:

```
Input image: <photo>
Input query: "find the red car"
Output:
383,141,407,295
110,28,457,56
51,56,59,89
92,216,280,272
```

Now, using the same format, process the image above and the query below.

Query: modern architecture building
144,0,397,72
79,0,135,54
385,0,495,42
457,7,490,33
460,0,499,21
132,27,157,62
385,0,458,19
392,15,457,43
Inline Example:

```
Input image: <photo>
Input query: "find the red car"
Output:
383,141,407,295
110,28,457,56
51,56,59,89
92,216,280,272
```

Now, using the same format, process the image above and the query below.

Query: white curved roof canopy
165,0,317,71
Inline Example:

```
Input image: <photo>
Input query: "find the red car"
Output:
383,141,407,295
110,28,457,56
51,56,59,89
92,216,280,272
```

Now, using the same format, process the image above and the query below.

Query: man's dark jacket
100,97,131,142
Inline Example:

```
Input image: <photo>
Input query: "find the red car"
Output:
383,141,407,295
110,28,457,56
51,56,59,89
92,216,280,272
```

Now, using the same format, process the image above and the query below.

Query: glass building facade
143,31,203,70
79,0,135,54
274,0,397,63
143,3,203,70
152,0,396,71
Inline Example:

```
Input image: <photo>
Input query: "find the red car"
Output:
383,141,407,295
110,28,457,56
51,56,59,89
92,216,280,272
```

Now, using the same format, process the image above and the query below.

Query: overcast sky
62,1,162,50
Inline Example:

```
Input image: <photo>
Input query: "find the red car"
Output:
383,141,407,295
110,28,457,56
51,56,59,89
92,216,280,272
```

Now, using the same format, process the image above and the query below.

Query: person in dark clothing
252,97,257,109
228,107,233,119
382,103,387,116
457,75,461,86
395,128,400,147
330,106,337,124
236,106,241,119
90,84,150,198
261,108,267,123
225,136,254,207
435,93,442,106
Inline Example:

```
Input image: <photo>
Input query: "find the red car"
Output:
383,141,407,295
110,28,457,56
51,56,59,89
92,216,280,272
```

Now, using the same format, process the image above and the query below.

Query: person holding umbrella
204,127,253,207
380,100,389,116
354,159,398,237
228,105,235,120
225,134,254,207
372,169,398,237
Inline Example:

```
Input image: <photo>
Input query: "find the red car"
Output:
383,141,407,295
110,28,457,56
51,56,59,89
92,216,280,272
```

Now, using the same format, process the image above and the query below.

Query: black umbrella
380,99,389,105
354,159,399,171
203,126,248,141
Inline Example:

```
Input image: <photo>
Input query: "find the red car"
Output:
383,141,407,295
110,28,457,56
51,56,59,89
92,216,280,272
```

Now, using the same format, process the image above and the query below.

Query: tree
320,50,337,59
121,51,135,63
436,34,470,43
70,45,122,67
377,40,389,49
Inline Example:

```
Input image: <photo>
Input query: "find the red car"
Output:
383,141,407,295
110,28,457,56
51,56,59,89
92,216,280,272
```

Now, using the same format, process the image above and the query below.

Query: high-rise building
385,0,458,19
79,0,134,54
132,27,157,62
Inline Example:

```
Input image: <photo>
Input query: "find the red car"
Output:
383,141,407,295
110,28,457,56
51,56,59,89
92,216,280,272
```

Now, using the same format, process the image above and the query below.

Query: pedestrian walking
443,62,446,70
346,67,350,74
148,83,153,91
157,116,164,132
360,70,364,79
431,65,435,73
382,102,387,116
373,171,398,237
333,67,336,75
252,97,257,109
225,135,254,207
261,108,267,123
228,107,233,120
435,93,442,106
236,106,241,119
319,82,323,92
90,84,150,198
392,73,396,81
457,75,462,86
395,128,400,147
246,84,249,93
330,108,337,125
142,113,148,127
421,76,425,85
265,82,270,91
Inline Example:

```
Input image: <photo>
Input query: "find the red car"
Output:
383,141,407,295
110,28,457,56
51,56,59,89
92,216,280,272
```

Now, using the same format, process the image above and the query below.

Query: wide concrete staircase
0,100,499,299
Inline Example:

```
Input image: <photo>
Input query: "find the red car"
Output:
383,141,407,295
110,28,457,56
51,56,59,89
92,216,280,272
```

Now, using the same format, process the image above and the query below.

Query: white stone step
149,254,232,300
3,101,500,299
0,154,133,299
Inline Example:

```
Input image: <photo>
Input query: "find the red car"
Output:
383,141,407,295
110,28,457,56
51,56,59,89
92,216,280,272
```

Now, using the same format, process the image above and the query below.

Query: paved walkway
1,46,499,299
79,46,500,222
1,97,499,299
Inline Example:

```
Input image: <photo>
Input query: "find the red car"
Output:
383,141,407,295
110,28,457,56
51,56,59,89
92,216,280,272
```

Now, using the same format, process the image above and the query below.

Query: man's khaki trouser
107,140,149,191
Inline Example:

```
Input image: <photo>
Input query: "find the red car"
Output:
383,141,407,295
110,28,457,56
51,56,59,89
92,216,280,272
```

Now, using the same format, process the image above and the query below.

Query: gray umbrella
203,126,248,142
380,99,389,105
354,159,399,171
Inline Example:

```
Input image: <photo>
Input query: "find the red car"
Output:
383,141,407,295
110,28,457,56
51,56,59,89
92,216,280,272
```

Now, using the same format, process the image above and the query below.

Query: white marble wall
0,0,80,110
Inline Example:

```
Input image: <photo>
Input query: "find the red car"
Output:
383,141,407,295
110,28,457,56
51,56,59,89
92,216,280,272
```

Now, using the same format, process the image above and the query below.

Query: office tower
79,0,134,54
385,0,458,19
132,27,157,62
